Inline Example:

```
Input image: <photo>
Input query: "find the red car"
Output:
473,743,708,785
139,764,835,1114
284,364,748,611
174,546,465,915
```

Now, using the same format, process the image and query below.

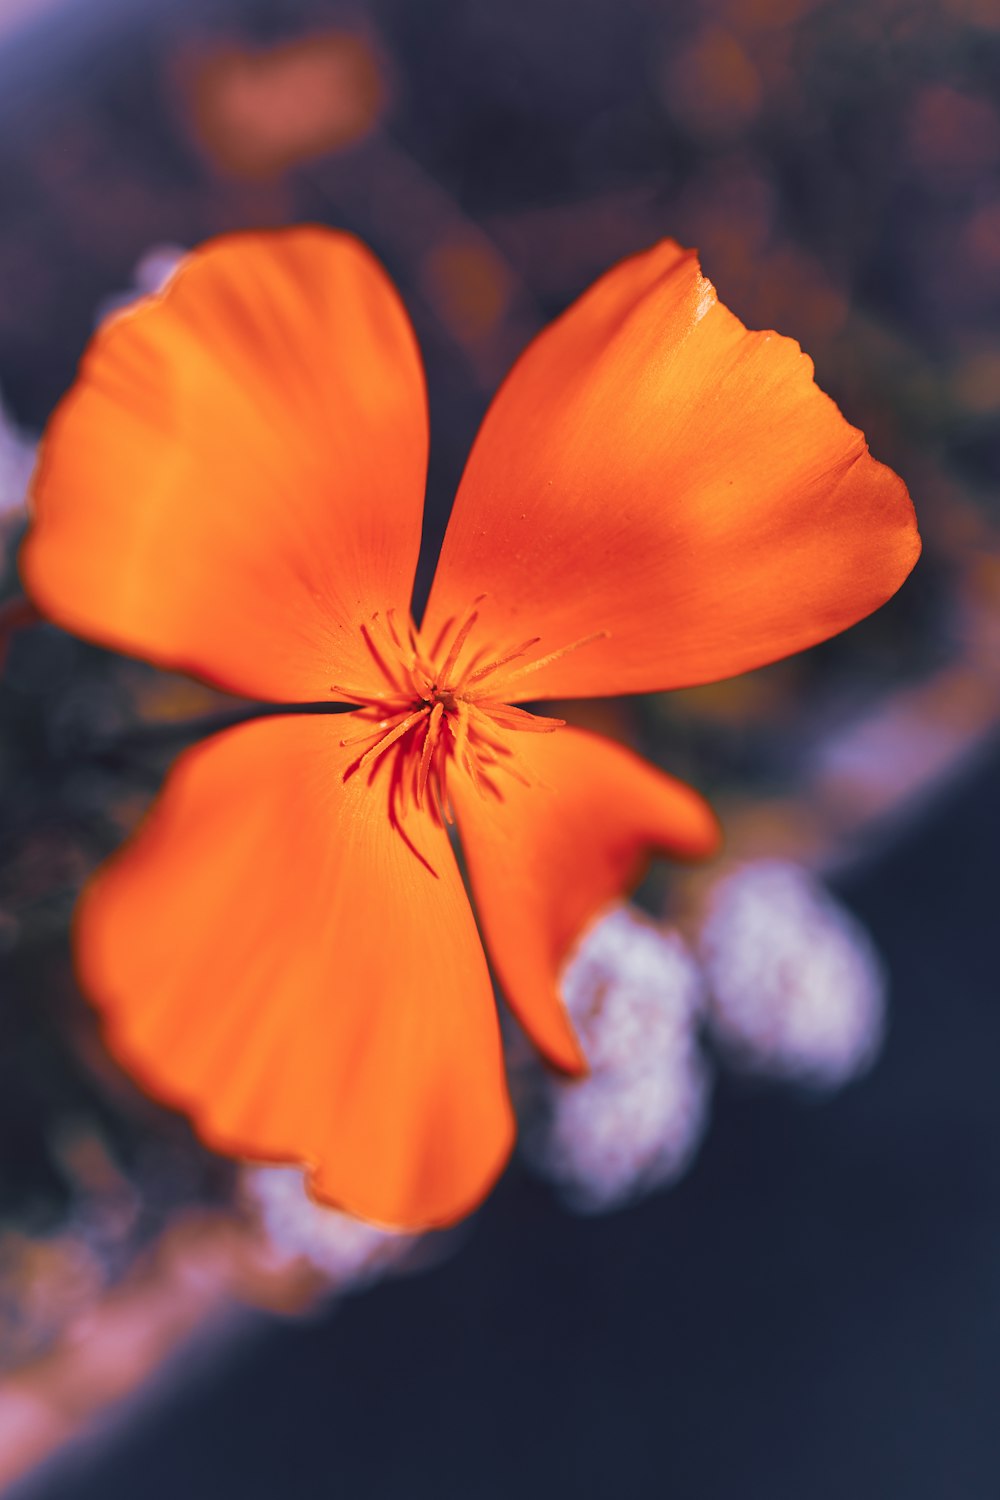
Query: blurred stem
0,594,40,669
97,700,354,756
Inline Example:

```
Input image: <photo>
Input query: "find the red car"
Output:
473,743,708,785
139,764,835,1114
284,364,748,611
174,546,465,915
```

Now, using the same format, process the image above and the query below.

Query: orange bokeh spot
186,32,386,180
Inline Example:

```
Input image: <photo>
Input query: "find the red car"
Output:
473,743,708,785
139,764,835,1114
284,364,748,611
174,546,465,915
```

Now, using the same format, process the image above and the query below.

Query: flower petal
22,228,428,703
423,240,920,701
77,714,514,1231
451,725,719,1074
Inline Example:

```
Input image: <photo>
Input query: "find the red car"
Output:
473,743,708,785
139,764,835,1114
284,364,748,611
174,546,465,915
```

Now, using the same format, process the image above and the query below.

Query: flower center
330,597,602,825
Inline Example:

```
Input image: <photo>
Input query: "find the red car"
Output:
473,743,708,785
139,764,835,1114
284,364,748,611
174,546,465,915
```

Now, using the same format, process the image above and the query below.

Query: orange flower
20,228,919,1229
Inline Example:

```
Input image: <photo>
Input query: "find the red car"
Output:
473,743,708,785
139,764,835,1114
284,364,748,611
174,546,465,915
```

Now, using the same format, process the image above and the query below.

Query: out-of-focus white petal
132,245,186,297
0,391,33,531
243,1167,414,1287
94,243,186,325
526,906,711,1214
699,860,886,1090
563,904,705,1067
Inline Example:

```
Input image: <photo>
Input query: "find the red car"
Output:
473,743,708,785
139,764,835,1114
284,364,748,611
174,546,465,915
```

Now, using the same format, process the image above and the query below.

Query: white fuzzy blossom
527,905,711,1214
243,1167,414,1287
1,247,182,542
131,244,186,297
699,860,886,1090
0,390,34,535
95,243,186,326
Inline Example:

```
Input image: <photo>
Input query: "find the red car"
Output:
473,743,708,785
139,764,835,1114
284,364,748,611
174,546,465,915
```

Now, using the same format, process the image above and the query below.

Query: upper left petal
21,227,428,702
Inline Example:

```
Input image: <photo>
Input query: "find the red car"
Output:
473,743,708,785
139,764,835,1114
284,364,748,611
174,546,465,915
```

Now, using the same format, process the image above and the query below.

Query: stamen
383,608,404,651
462,748,487,799
424,613,458,665
437,594,488,685
373,611,431,691
405,618,437,683
356,706,428,772
431,772,454,826
423,594,488,665
448,698,472,770
416,701,444,807
330,682,392,707
465,702,517,754
478,630,609,693
360,620,408,693
473,762,507,800
339,714,405,749
460,637,541,689
454,641,496,680
467,723,515,756
385,770,440,878
458,710,533,797
480,703,565,733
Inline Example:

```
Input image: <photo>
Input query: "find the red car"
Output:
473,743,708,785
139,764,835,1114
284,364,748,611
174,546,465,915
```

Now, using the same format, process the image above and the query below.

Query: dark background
21,743,1000,1498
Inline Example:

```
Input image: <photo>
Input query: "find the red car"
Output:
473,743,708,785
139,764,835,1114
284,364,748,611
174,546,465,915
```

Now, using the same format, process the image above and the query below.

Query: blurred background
0,0,999,1494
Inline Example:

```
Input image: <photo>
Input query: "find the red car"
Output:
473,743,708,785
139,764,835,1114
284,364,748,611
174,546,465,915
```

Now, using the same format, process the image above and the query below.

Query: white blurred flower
243,1166,414,1288
0,390,34,533
132,245,186,297
95,243,186,325
527,905,711,1214
699,860,886,1090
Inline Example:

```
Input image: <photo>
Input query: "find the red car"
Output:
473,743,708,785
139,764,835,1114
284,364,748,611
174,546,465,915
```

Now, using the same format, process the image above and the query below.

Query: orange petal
451,725,720,1074
423,240,920,701
77,714,514,1230
21,228,428,703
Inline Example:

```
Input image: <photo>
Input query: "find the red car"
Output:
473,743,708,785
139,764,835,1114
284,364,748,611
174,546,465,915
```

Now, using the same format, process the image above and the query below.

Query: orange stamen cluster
332,599,602,823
